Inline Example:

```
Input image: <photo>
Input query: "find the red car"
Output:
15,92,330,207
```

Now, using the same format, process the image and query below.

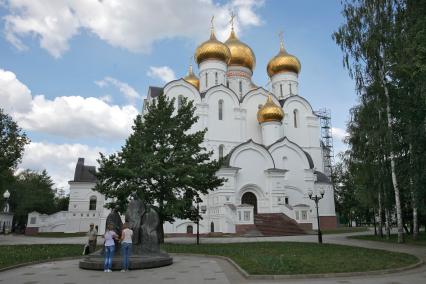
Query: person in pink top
120,222,133,272
103,223,118,272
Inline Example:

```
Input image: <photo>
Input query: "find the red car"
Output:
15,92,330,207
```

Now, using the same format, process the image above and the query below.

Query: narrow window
226,80,229,88
293,109,298,128
210,222,215,233
284,197,289,205
218,99,224,120
258,104,263,109
177,95,183,110
215,72,218,85
280,84,283,97
205,73,208,88
89,196,97,210
239,80,242,94
219,144,224,160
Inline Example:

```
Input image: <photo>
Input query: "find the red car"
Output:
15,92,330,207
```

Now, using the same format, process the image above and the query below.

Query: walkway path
1,230,425,284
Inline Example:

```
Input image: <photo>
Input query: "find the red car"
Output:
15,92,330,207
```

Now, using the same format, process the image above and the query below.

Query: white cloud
95,77,140,104
0,68,138,140
147,66,176,84
332,127,348,141
19,142,106,191
2,0,264,57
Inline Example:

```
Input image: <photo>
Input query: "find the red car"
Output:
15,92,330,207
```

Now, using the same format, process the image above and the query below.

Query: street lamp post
308,188,325,244
196,202,200,245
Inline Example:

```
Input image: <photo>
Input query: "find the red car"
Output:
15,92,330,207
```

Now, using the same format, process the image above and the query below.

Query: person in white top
120,222,133,272
103,223,118,272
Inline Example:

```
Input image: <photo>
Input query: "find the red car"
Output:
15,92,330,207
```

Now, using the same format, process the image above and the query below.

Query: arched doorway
186,225,193,234
241,192,257,214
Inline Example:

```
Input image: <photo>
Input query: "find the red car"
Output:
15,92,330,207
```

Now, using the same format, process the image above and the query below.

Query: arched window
219,144,224,160
186,225,193,234
89,196,97,211
280,84,283,97
226,80,229,88
218,99,224,120
215,72,218,85
210,221,215,233
205,73,208,88
239,80,242,94
177,95,184,110
293,109,299,128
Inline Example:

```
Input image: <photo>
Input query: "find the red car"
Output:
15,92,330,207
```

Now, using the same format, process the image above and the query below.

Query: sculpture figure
125,198,160,254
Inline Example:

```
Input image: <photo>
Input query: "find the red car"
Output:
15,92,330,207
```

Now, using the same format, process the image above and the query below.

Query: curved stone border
0,256,82,273
171,253,424,280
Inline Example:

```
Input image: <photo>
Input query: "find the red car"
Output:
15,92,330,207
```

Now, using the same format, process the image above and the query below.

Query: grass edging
0,256,83,273
171,253,423,279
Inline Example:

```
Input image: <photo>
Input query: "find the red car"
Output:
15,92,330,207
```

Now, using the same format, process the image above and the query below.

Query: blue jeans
104,245,115,270
121,242,132,270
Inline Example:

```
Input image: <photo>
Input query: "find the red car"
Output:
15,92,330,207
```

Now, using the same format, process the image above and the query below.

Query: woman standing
103,223,118,272
120,222,133,272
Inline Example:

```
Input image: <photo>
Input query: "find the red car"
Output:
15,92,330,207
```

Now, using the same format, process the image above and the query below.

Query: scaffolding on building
315,108,334,179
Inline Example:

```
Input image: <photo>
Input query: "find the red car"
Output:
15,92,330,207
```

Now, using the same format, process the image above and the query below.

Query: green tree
95,94,225,242
333,0,406,243
0,108,29,195
9,170,57,227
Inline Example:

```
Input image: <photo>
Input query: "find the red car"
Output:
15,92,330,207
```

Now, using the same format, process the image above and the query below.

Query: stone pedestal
79,250,173,270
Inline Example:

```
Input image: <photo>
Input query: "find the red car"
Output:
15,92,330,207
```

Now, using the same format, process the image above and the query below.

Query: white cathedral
26,24,336,236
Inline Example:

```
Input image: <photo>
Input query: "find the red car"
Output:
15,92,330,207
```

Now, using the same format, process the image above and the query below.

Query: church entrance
241,192,257,214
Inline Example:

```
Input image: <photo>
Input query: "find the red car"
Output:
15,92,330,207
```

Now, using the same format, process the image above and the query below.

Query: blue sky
0,0,356,190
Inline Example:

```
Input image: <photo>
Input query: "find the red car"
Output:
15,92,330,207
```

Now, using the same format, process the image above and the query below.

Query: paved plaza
1,230,426,284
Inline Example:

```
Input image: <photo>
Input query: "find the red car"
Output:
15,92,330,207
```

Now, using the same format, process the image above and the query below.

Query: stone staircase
242,213,307,237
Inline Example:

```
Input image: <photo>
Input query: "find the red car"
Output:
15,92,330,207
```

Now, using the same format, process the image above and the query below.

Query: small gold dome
195,29,231,65
267,42,301,77
183,65,199,89
257,95,284,123
225,30,256,71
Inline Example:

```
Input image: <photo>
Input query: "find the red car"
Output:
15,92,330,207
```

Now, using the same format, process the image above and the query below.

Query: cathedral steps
252,213,307,236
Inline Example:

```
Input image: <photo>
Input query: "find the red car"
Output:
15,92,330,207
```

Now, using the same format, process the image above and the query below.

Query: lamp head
319,188,325,197
3,190,10,199
307,190,313,198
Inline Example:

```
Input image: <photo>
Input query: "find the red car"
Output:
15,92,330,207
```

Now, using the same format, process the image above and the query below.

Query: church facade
148,25,337,235
26,23,336,236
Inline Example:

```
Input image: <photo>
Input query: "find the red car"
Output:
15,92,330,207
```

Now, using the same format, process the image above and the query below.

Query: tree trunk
373,208,377,236
158,221,165,244
409,143,418,240
381,71,404,243
378,191,384,238
385,208,391,240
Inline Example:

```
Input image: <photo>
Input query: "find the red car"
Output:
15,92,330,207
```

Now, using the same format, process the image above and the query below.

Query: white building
27,24,336,236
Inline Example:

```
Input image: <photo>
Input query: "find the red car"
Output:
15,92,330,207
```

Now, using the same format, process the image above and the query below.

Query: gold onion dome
267,41,301,77
225,29,256,71
257,95,284,123
194,28,231,65
183,65,199,89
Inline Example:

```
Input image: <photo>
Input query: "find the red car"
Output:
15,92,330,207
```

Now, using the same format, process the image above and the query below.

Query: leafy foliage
95,93,225,240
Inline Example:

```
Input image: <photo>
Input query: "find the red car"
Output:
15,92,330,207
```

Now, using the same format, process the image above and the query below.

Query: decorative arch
163,79,202,104
268,137,314,169
203,84,240,106
240,87,280,108
281,95,316,117
226,139,275,169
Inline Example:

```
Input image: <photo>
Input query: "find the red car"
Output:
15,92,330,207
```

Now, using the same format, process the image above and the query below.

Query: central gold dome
225,30,256,71
267,43,301,77
257,95,284,123
183,65,199,90
194,29,231,65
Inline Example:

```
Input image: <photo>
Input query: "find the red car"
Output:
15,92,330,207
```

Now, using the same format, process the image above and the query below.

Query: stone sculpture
125,198,160,254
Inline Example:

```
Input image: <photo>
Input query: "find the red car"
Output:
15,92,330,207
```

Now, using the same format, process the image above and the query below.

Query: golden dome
257,95,284,123
195,29,231,65
225,30,256,71
267,42,301,77
183,65,199,89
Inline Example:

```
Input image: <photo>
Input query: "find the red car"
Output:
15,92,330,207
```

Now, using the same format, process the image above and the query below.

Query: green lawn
322,227,369,235
350,233,426,246
27,232,86,238
0,244,83,269
162,242,418,275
